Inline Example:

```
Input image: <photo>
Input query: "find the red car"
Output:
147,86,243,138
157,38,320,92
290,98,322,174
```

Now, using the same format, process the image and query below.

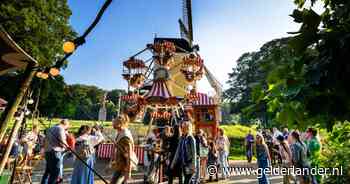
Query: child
207,141,219,182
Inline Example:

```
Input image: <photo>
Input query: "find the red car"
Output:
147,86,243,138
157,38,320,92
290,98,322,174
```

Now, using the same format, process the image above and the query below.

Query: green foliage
0,74,126,121
220,124,256,139
226,0,350,130
320,121,350,183
289,0,350,129
0,0,76,66
220,124,257,160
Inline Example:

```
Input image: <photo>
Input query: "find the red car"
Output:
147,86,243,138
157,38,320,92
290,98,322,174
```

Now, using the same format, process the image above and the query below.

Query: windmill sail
179,0,193,45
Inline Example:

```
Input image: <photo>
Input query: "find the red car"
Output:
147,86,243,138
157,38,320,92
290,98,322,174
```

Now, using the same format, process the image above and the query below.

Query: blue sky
63,0,318,92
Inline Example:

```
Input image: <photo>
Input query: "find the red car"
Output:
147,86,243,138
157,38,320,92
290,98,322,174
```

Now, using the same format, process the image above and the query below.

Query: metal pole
117,93,121,117
146,116,154,137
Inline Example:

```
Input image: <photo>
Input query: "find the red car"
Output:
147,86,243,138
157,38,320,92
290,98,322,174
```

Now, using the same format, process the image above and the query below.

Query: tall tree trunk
0,64,36,143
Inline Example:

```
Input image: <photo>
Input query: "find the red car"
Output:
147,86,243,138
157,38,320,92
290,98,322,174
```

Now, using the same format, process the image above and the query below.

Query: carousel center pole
146,116,154,137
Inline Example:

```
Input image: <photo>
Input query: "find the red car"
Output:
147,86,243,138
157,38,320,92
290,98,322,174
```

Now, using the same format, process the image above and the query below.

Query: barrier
97,143,144,165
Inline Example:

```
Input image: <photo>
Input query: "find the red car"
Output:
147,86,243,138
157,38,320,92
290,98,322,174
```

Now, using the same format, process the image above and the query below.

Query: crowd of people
245,127,322,184
3,114,321,184
144,122,231,184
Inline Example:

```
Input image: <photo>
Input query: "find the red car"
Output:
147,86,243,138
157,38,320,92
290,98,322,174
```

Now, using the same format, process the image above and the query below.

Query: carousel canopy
0,25,38,76
191,93,216,106
144,80,172,100
154,38,192,53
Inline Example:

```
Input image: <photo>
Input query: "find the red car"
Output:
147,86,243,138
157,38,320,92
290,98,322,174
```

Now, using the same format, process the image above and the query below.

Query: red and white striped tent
191,93,216,106
144,80,172,100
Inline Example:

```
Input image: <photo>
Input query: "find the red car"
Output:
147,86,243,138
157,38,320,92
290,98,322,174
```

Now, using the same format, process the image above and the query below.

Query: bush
320,121,350,184
220,124,256,160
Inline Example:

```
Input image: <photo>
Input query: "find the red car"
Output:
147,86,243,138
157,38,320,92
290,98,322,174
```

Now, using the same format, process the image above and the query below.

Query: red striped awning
144,80,172,100
191,93,216,106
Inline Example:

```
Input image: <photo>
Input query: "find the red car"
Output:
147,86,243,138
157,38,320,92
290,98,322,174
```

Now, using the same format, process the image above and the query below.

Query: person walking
245,130,254,163
207,141,219,182
167,124,182,184
21,124,40,164
195,129,208,183
306,128,321,184
276,135,293,184
172,121,197,184
70,125,104,184
290,131,311,184
256,133,271,184
215,128,230,179
144,128,159,183
41,119,70,184
110,114,137,184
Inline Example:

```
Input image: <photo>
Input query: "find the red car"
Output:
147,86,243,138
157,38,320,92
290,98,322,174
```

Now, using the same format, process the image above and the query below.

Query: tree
288,0,350,129
225,38,291,125
0,0,76,66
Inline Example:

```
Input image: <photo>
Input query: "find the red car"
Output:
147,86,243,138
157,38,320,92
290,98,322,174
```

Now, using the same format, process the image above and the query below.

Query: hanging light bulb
28,99,34,105
25,110,31,116
49,67,60,76
36,71,43,78
63,41,76,53
41,73,49,79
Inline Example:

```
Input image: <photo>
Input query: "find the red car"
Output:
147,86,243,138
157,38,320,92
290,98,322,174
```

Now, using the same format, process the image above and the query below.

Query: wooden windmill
120,0,223,138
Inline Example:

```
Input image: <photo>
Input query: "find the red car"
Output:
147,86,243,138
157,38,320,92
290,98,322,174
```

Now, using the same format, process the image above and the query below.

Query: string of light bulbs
36,0,114,79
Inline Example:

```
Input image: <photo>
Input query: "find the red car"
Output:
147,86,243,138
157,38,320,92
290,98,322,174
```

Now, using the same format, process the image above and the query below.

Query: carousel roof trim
0,25,38,75
154,38,192,52
144,80,172,100
191,93,216,106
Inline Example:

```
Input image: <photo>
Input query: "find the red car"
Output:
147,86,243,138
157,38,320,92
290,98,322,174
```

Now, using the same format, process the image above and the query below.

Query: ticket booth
187,93,219,139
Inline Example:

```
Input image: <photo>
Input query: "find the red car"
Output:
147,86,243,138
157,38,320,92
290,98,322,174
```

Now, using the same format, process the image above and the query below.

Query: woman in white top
71,125,104,184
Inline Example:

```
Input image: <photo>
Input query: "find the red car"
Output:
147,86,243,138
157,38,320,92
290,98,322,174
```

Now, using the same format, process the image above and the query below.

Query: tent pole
0,64,37,143
0,111,25,175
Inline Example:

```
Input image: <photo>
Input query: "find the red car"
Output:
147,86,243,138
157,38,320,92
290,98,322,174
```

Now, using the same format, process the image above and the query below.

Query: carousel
118,37,222,139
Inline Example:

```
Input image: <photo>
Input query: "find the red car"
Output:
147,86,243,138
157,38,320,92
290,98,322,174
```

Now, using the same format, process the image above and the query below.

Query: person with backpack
110,114,138,184
290,131,311,184
70,125,104,184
